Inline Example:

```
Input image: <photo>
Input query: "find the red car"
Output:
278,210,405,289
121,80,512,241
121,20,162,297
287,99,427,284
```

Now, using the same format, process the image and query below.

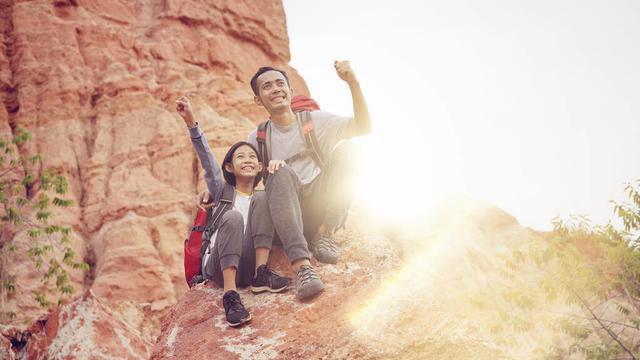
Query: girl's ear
256,162,263,172
224,162,234,173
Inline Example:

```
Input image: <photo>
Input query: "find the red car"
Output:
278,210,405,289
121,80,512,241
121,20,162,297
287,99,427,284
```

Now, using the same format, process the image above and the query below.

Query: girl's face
225,145,262,180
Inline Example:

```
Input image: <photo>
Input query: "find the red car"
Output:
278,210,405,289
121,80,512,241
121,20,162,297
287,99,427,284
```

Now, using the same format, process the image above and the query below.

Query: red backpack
255,95,325,179
183,185,235,287
183,208,208,286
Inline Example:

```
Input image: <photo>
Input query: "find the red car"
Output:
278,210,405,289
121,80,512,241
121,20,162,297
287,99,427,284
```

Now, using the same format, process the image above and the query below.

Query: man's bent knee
251,190,267,205
220,209,244,229
265,165,298,191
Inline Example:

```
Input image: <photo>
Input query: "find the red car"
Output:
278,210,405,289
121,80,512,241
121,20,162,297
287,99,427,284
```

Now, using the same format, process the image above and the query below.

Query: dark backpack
183,184,235,287
256,95,325,180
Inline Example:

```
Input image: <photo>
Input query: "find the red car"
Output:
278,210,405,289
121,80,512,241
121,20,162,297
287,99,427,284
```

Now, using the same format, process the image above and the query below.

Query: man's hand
196,190,214,211
334,60,358,85
336,60,372,137
175,96,196,128
267,160,287,174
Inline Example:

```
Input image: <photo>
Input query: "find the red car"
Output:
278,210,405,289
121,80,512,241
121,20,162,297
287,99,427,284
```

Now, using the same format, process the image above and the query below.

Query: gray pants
265,142,357,263
203,191,274,287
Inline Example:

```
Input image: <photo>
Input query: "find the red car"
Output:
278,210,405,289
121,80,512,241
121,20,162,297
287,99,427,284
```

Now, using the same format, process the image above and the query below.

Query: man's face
225,145,262,180
254,70,292,113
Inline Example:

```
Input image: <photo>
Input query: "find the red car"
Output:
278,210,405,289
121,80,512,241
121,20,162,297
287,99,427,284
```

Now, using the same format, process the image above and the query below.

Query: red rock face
0,0,307,344
24,291,153,359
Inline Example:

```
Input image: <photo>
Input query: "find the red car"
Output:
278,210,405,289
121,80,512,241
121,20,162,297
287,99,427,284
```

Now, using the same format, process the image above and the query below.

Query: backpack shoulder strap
295,111,326,170
203,184,235,241
256,121,270,179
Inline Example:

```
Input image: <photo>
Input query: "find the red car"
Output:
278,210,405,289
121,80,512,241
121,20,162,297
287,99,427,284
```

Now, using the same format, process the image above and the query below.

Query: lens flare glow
347,210,477,342
352,109,465,226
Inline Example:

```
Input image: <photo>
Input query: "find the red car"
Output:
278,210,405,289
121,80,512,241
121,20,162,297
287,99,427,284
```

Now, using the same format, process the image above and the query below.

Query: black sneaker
222,290,251,327
251,265,291,294
296,265,325,300
314,233,341,264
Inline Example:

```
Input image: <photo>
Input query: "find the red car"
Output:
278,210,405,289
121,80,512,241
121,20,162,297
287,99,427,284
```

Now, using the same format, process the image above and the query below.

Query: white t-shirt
247,110,351,185
201,191,252,269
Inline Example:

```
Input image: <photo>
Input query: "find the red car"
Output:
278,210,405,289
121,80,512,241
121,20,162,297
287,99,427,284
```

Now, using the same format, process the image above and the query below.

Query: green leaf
8,206,21,224
27,229,41,238
37,194,50,210
36,210,51,221
44,225,61,234
3,278,16,292
30,154,42,164
22,172,35,187
15,196,27,206
52,197,73,207
53,175,68,195
34,292,50,308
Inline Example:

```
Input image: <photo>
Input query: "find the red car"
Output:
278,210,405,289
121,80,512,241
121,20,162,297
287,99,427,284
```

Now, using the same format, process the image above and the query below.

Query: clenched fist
334,60,358,85
175,95,196,127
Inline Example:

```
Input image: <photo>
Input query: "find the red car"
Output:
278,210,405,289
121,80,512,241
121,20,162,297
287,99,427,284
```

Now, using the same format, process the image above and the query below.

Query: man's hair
250,67,290,96
222,141,263,187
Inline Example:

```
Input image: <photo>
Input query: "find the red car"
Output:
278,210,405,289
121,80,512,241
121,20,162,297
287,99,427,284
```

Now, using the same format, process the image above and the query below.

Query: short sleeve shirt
248,110,351,185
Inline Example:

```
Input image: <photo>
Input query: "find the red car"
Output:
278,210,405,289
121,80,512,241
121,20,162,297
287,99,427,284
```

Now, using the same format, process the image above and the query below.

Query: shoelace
224,294,243,311
297,266,319,286
266,267,280,277
259,266,282,281
263,268,278,286
316,234,338,252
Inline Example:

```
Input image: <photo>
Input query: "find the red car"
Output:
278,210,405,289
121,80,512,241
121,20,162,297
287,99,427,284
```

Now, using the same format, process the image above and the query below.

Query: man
246,61,371,300
177,96,291,326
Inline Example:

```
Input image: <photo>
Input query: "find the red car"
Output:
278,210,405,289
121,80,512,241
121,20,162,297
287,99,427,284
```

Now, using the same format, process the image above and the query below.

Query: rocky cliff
2,1,632,359
0,0,307,353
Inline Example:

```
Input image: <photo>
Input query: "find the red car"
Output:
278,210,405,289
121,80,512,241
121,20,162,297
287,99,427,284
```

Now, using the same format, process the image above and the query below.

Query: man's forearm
348,80,372,137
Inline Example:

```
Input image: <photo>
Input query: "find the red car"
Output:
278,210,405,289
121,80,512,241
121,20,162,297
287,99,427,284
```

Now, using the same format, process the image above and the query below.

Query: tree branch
569,286,637,359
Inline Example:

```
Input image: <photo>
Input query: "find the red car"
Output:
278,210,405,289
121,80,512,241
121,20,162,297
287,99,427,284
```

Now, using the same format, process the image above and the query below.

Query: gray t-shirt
248,110,351,185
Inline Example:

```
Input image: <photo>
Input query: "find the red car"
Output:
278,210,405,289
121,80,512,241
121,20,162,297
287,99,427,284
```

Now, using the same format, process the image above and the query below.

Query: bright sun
352,109,465,225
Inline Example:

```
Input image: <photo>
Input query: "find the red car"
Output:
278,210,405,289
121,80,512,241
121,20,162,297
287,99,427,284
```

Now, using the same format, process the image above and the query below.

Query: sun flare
352,110,465,225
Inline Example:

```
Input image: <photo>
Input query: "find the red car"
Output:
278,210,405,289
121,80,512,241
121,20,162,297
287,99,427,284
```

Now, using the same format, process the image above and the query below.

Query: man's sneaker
314,233,341,264
251,265,291,294
222,290,251,327
296,265,325,300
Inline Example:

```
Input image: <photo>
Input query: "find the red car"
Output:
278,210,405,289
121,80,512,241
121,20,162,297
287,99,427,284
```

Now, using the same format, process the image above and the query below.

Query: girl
176,96,290,327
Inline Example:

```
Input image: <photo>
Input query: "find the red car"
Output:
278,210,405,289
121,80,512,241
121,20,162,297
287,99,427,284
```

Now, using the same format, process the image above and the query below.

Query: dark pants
203,191,274,287
264,141,357,263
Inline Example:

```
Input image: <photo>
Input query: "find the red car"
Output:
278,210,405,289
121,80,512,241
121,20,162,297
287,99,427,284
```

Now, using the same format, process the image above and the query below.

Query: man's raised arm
335,60,372,138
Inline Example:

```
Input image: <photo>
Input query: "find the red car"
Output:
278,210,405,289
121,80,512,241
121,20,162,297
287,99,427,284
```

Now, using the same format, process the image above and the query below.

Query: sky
282,0,640,230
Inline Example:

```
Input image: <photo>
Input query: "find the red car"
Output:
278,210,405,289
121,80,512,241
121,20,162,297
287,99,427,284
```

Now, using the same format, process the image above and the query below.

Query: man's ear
254,95,263,106
224,162,234,173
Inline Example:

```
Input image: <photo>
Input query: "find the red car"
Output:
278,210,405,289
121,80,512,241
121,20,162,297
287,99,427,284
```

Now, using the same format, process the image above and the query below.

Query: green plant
489,181,640,359
550,184,640,359
0,128,88,319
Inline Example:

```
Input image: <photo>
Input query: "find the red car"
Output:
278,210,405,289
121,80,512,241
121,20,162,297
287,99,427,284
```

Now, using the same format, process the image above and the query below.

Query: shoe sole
250,285,289,294
315,256,340,264
313,251,341,264
296,283,325,301
228,313,252,327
